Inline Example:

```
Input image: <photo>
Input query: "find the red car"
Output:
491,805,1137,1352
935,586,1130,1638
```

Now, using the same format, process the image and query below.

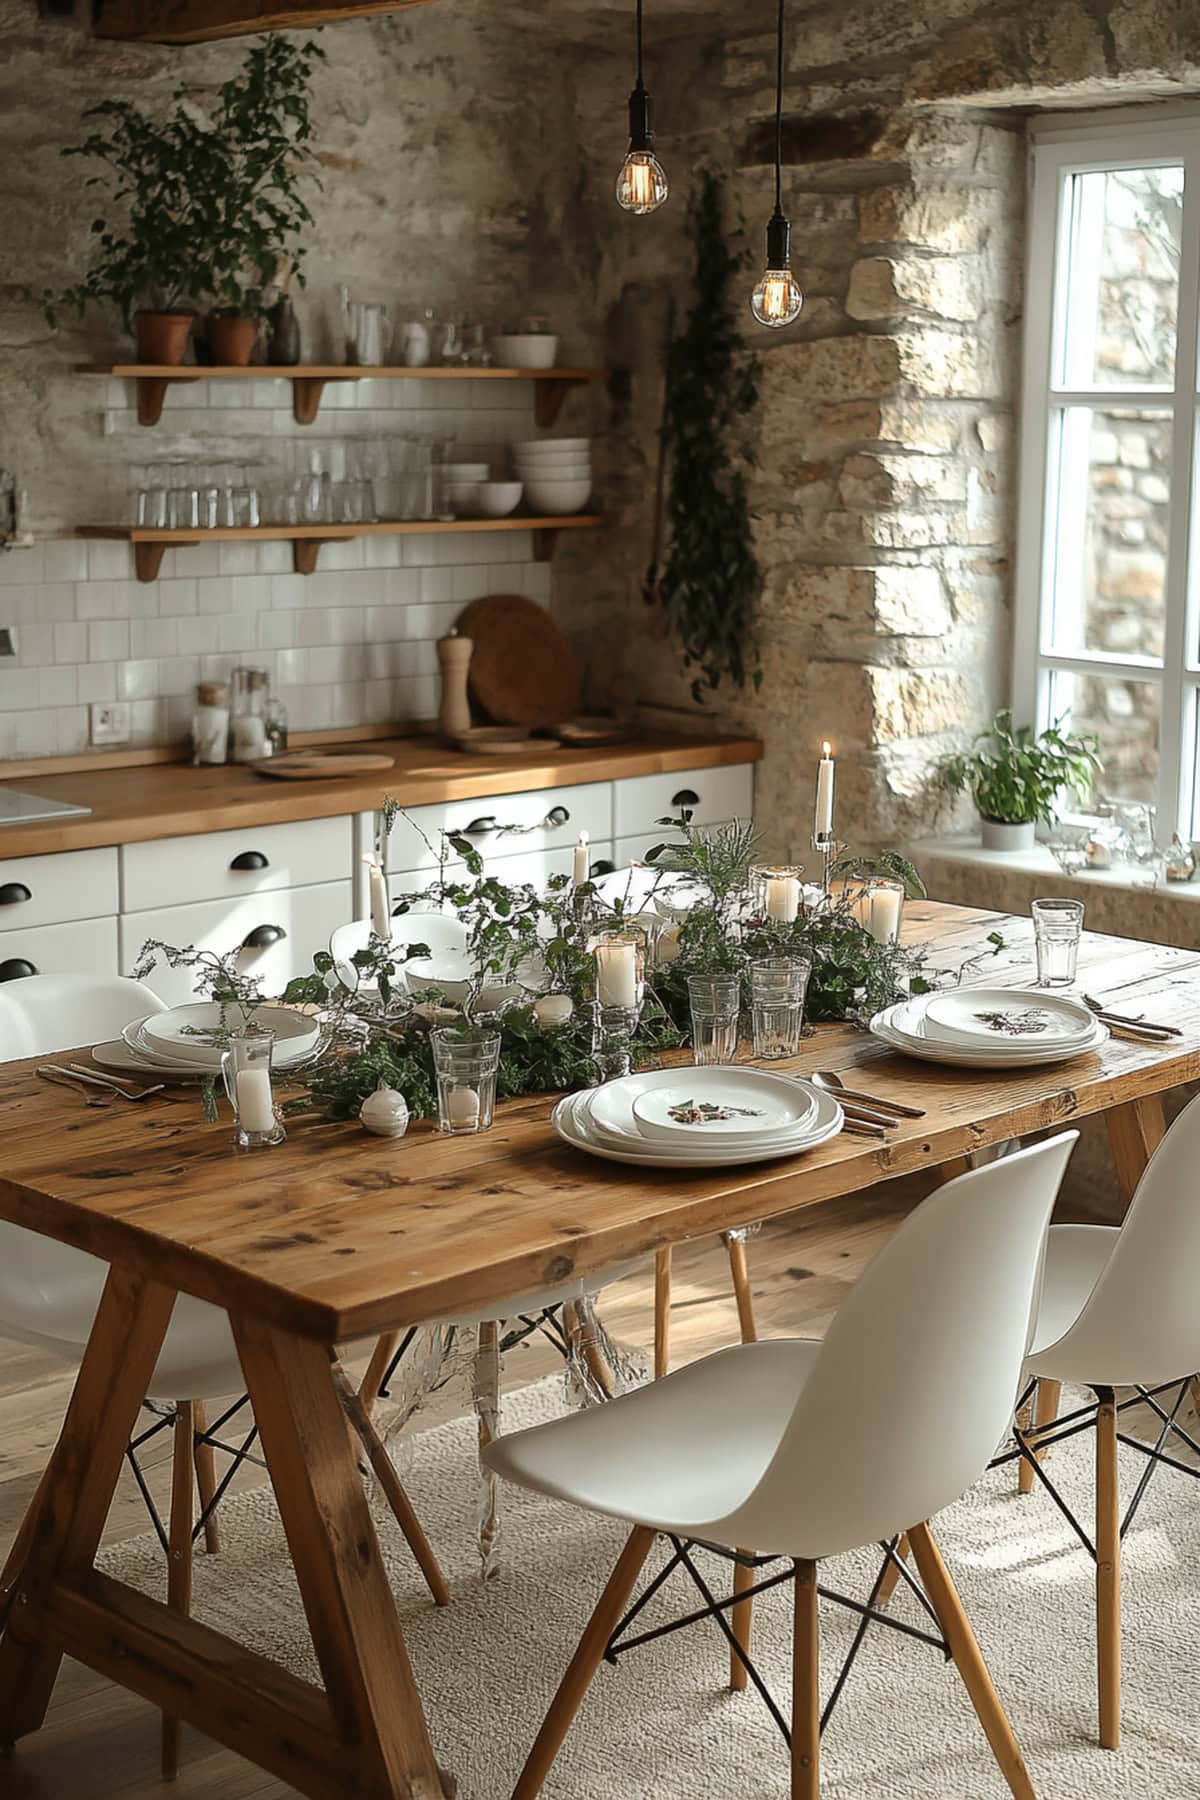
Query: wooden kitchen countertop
0,733,761,857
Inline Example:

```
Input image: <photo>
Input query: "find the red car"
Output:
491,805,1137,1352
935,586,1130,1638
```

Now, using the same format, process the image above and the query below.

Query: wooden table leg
654,1248,671,1379
0,1467,50,1638
233,1314,451,1799
1105,1095,1166,1203
0,1267,175,1746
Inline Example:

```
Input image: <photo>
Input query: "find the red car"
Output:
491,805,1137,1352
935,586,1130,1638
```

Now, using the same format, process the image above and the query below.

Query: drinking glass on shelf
687,973,741,1066
220,1026,285,1149
432,1027,501,1135
1032,897,1085,988
750,957,811,1060
168,464,200,530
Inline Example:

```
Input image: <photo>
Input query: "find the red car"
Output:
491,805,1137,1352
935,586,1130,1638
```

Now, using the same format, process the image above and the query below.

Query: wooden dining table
0,898,1197,1799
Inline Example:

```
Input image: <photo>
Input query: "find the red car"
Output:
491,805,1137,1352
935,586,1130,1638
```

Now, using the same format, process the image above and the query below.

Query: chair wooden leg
654,1248,671,1379
1019,1378,1062,1497
1096,1387,1121,1751
512,1525,655,1800
359,1330,401,1422
730,1555,754,1692
724,1232,759,1344
161,1401,195,1780
791,1560,820,1799
330,1355,450,1608
191,1400,221,1555
875,1533,910,1607
907,1522,1035,1800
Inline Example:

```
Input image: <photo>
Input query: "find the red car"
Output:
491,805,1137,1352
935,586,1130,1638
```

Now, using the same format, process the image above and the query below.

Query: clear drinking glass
432,1027,501,1134
687,973,741,1066
853,877,905,946
749,862,804,924
592,932,645,1010
1032,897,1085,988
220,1026,285,1148
750,957,811,1060
592,1003,640,1082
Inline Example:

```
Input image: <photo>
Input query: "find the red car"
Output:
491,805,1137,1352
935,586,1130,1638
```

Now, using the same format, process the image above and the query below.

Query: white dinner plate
588,1066,817,1149
870,1003,1106,1069
90,1039,208,1082
885,995,1105,1060
140,1002,318,1068
555,1085,843,1168
922,987,1094,1048
629,1068,817,1142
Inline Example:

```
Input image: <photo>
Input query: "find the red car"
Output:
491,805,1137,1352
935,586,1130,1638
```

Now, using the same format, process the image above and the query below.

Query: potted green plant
43,98,212,363
194,37,323,366
934,709,1102,851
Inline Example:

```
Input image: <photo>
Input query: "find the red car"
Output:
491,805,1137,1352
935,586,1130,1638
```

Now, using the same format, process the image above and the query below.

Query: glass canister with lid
229,666,273,763
191,680,230,766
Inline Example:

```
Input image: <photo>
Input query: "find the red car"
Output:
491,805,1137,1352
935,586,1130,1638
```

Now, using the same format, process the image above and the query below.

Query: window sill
908,835,1200,902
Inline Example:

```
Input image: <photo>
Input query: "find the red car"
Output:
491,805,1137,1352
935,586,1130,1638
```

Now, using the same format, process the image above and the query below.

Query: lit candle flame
822,741,832,757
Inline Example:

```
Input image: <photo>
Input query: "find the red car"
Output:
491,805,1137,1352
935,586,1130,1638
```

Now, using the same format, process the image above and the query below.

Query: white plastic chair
1013,1091,1200,1751
484,1132,1078,1799
0,973,448,1776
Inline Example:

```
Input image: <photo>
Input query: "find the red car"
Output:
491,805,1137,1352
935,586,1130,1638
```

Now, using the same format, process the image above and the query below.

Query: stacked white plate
514,438,591,514
870,986,1107,1070
92,1002,320,1080
552,1065,843,1168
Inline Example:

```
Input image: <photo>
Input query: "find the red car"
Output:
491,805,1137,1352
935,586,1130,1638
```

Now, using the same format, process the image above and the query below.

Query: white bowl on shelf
516,437,589,455
445,481,484,513
475,480,524,518
516,458,591,482
492,334,559,370
441,462,489,481
523,476,592,515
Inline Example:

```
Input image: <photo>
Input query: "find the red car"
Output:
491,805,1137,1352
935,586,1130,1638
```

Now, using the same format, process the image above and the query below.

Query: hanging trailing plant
646,171,762,703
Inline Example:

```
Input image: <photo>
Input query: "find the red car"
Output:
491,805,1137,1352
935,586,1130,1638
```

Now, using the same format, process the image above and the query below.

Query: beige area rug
101,1377,1200,1799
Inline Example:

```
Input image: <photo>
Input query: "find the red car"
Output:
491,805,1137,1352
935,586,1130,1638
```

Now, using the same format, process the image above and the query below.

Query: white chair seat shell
1027,1225,1116,1360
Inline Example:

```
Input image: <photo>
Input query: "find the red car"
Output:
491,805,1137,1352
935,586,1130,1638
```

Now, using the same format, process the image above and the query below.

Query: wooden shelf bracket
292,538,338,576
134,540,196,582
534,376,588,430
291,378,329,427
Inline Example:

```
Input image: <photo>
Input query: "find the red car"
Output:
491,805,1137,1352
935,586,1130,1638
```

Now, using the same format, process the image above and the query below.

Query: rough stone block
847,254,981,323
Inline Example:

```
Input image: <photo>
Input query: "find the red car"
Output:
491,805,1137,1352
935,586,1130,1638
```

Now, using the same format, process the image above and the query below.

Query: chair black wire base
375,1308,577,1403
126,1395,264,1557
993,1374,1200,1558
603,1533,949,1747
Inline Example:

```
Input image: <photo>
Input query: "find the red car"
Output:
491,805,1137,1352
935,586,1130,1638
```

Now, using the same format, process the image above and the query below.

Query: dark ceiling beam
92,0,438,44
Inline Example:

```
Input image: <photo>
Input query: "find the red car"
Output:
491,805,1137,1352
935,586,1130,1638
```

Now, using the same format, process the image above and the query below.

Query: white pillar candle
764,874,800,922
815,742,835,837
235,1067,276,1135
863,884,904,945
446,1086,480,1128
363,855,391,939
573,830,590,888
595,939,639,1008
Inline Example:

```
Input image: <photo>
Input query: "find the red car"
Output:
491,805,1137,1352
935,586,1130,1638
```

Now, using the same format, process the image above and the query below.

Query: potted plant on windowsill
934,709,1102,852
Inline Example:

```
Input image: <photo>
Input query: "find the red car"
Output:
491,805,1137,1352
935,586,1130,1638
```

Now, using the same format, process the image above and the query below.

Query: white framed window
1014,109,1200,841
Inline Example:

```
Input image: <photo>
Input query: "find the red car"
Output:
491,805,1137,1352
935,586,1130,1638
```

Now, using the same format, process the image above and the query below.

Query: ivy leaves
647,172,763,704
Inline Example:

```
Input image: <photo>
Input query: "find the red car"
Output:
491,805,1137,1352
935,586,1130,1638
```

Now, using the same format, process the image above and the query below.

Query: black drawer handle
0,883,32,906
463,816,498,837
671,787,700,808
0,958,37,981
241,924,286,950
590,859,615,877
546,805,570,829
230,851,270,872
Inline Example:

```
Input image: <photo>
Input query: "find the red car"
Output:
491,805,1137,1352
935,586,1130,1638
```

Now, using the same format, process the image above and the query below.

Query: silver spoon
813,1069,926,1120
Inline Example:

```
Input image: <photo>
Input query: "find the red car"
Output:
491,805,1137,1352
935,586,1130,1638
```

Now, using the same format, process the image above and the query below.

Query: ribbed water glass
750,957,811,1060
687,973,741,1066
1032,897,1084,988
432,1027,501,1135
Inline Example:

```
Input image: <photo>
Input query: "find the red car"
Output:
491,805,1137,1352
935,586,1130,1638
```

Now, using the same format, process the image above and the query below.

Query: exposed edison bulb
751,265,804,327
616,148,669,214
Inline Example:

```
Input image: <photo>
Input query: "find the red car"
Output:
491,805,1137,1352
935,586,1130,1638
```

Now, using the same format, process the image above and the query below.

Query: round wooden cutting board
457,594,582,729
252,751,396,780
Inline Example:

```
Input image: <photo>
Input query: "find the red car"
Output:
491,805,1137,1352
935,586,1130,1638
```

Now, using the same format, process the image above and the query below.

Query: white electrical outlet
90,701,131,746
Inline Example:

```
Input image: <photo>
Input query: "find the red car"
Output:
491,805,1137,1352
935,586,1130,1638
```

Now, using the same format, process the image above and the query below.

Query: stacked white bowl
514,438,592,515
442,461,489,515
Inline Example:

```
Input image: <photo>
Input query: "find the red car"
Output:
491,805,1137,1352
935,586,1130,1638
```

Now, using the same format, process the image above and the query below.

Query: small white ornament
359,1081,410,1137
533,993,574,1029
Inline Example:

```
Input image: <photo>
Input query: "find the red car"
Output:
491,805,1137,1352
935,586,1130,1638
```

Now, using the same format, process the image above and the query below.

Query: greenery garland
645,172,763,703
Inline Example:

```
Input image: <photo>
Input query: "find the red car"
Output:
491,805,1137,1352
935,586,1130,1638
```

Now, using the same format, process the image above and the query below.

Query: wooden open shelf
77,515,606,581
79,363,606,428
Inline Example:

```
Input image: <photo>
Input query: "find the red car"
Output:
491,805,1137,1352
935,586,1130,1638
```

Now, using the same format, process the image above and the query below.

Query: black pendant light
751,0,803,325
615,0,668,214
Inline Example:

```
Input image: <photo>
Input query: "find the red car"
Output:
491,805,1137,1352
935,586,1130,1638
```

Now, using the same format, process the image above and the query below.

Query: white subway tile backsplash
88,621,131,662
42,540,90,580
130,617,180,659
77,662,116,704
0,545,44,585
21,583,78,624
218,541,261,576
54,622,88,664
37,666,77,709
159,580,199,617
56,707,89,755
118,659,160,701
176,616,221,656
86,540,134,581
18,623,54,667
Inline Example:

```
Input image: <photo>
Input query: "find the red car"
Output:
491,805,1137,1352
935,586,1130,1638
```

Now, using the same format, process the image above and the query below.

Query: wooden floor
0,1170,949,1798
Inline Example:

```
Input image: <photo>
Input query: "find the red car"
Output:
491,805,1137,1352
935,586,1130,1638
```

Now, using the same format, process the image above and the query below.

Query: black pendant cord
772,0,784,216
636,0,645,90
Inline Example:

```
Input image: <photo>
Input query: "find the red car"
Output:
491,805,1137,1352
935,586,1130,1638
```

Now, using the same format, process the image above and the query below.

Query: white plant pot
980,818,1036,852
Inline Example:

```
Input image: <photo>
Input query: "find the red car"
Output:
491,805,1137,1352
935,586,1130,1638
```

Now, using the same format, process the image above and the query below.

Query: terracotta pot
207,314,258,367
134,311,192,366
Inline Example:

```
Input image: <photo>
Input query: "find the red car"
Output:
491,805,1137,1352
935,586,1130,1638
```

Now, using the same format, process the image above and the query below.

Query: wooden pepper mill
436,628,473,742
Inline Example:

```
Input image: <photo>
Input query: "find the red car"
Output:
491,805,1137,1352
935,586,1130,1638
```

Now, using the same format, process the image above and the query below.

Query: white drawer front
613,765,754,839
389,841,615,904
385,782,612,877
120,881,352,1006
612,829,692,869
0,847,119,930
0,915,118,988
122,817,353,914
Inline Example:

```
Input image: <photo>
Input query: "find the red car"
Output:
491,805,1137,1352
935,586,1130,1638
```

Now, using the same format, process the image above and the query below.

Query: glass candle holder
749,863,804,925
432,1026,501,1135
220,1026,285,1149
1032,897,1084,988
853,877,905,946
592,1002,641,1082
749,956,811,1060
592,932,645,1010
686,973,741,1067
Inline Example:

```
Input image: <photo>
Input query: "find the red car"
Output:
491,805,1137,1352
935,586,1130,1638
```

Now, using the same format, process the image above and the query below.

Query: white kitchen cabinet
613,764,754,839
122,817,352,914
0,915,118,987
384,782,612,879
0,847,118,931
120,880,352,1006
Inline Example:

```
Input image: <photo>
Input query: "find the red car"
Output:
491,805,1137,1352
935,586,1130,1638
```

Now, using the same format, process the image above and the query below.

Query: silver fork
65,1063,165,1100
